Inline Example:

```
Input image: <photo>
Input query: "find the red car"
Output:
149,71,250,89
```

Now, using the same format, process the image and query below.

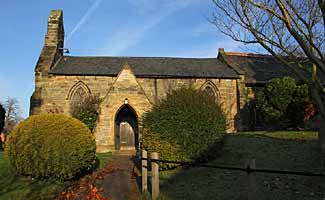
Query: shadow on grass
0,169,69,200
0,152,112,200
154,132,325,200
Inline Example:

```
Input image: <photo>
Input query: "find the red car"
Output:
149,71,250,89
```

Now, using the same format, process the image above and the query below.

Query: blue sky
0,0,242,118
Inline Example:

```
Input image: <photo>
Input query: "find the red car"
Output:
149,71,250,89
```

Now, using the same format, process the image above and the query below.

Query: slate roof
220,51,325,85
49,56,239,78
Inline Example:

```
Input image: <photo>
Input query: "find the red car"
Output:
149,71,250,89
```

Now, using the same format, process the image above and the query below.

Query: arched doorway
114,105,138,150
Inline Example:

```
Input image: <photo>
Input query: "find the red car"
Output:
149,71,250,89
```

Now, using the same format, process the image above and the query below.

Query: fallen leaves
57,164,121,200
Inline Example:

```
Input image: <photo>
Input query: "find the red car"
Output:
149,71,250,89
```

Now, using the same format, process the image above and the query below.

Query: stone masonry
31,10,241,152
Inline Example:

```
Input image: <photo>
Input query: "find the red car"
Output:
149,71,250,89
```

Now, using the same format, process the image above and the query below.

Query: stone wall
35,75,116,114
94,64,153,152
32,63,238,152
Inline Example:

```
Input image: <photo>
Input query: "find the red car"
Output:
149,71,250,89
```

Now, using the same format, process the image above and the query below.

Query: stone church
30,10,303,152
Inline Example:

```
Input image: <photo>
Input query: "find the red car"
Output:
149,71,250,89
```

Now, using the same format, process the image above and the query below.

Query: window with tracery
71,87,87,103
70,87,88,109
204,86,216,98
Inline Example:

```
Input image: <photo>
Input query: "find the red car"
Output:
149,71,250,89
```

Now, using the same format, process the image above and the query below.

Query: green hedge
256,77,311,129
142,87,226,169
5,114,96,181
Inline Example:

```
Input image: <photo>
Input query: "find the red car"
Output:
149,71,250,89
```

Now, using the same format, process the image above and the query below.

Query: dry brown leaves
57,164,121,200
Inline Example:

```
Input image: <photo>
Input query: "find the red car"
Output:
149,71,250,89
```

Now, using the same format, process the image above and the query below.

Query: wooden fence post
142,150,148,192
245,159,256,200
151,152,159,200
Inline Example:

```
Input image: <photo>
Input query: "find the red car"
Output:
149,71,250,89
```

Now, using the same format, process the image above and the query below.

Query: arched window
71,87,87,103
201,81,220,101
67,81,91,108
204,86,216,98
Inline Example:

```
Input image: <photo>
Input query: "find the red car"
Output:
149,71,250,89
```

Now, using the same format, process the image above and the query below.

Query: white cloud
174,39,241,58
100,0,195,55
128,0,196,13
66,0,103,42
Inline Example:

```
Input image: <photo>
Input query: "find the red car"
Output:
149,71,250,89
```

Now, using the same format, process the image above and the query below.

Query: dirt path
56,154,141,200
95,155,141,200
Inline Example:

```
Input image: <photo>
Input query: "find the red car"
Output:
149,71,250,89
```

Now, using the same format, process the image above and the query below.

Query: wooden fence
140,149,325,200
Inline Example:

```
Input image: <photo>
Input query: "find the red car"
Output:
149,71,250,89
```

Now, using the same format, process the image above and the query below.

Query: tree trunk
309,87,325,150
319,115,325,150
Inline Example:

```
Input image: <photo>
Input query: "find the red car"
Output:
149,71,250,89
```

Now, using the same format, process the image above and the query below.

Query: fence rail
140,150,325,200
141,157,325,177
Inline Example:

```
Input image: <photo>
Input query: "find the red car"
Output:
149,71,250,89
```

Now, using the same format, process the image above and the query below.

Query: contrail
23,0,103,116
66,0,103,42
102,0,194,55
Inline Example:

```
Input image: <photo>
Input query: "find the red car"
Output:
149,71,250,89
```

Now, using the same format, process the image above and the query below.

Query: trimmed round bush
142,87,226,169
5,114,96,181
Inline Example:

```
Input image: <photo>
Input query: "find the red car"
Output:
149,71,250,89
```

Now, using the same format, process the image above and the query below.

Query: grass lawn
0,152,112,200
157,131,325,200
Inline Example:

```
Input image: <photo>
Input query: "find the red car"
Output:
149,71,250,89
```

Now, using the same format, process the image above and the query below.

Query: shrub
5,114,96,181
142,87,227,169
256,77,312,129
71,95,101,131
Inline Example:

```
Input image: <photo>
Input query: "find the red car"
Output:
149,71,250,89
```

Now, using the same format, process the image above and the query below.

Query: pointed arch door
119,121,135,150
114,105,138,150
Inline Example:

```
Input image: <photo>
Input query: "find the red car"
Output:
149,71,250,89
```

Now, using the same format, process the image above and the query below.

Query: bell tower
30,10,65,115
35,10,64,76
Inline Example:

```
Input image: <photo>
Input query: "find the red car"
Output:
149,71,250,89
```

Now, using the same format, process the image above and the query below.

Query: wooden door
119,122,135,150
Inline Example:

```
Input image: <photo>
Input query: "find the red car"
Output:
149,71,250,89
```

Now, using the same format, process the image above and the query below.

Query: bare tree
2,97,23,134
211,0,325,147
0,104,5,132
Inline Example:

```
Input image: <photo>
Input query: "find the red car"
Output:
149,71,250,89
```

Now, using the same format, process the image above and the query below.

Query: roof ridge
50,56,63,71
63,55,218,60
225,52,273,58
